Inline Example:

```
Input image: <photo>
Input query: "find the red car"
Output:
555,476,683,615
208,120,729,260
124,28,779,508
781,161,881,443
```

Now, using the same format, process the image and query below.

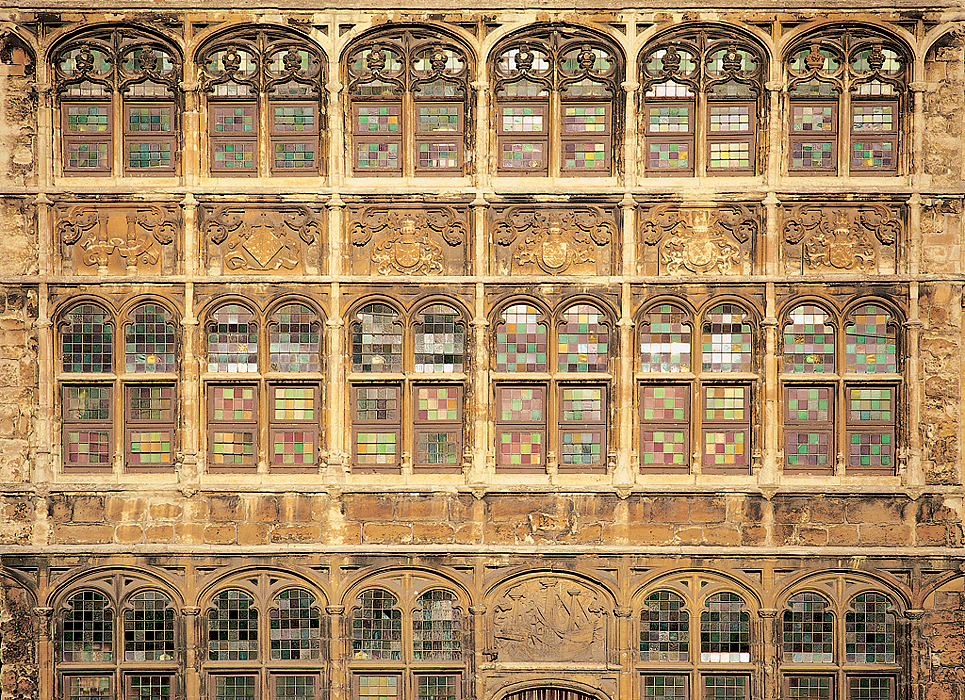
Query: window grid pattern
640,305,692,372
62,303,113,374
497,386,544,468
784,305,835,373
207,305,258,373
845,593,896,663
352,590,402,661
415,305,466,373
63,386,112,467
417,676,459,700
413,590,463,661
495,305,547,372
269,304,320,372
787,677,832,700
208,590,258,661
559,386,605,467
702,304,752,372
415,386,462,468
784,387,832,472
847,678,892,700
214,676,257,700
67,676,111,700
558,304,608,372
352,304,403,373
358,676,399,700
703,386,749,471
847,387,894,472
269,588,321,660
275,676,316,700
700,593,750,663
640,591,689,662
62,591,113,662
845,306,896,373
703,676,748,700
643,676,687,700
640,385,689,469
782,593,833,663
124,590,175,661
125,304,177,373
128,675,173,700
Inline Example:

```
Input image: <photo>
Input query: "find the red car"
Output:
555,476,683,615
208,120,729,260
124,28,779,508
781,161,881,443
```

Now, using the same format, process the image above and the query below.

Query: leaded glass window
269,386,319,469
62,385,113,469
62,303,114,374
124,590,175,661
784,387,833,474
702,304,752,373
270,588,321,660
269,304,321,372
640,591,690,662
352,589,402,661
845,305,896,373
639,385,690,472
66,676,112,700
640,304,692,372
784,304,835,373
558,303,609,372
352,304,403,373
208,385,258,470
845,593,896,663
273,676,318,700
702,385,750,472
212,676,257,700
700,593,750,663
209,590,258,661
496,386,545,470
125,303,177,373
414,385,463,471
495,304,547,372
641,676,688,700
413,590,463,661
62,590,114,662
207,304,258,373
127,675,174,700
415,304,466,372
559,385,606,471
703,676,749,700
782,593,833,663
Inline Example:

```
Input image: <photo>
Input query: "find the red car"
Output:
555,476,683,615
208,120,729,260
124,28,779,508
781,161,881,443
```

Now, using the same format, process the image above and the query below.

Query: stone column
36,79,53,189
765,81,783,187
909,81,926,188
179,281,200,484
468,604,487,700
180,77,201,187
614,606,633,700
327,67,344,186
472,81,490,191
469,283,490,483
621,80,639,184
326,606,347,700
34,280,53,483
32,607,54,700
903,608,925,700
757,608,779,700
181,606,203,700
903,293,924,486
326,195,347,479
760,280,779,484
616,196,636,485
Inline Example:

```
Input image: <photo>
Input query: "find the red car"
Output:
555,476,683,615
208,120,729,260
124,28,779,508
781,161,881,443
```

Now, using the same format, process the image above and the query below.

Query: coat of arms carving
491,578,607,662
202,205,323,273
350,207,467,276
781,203,902,274
639,204,757,275
493,206,615,275
56,203,179,274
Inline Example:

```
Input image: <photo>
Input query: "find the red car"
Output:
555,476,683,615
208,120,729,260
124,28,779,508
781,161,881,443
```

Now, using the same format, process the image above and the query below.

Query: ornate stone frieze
201,205,324,274
781,203,902,275
491,206,616,275
491,577,607,662
348,206,468,275
55,203,179,275
638,203,758,275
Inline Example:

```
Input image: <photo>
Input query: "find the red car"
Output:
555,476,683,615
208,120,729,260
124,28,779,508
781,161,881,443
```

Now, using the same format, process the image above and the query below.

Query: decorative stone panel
55,203,179,275
920,197,963,274
780,203,902,275
637,203,759,276
491,205,617,276
201,204,324,274
348,206,468,275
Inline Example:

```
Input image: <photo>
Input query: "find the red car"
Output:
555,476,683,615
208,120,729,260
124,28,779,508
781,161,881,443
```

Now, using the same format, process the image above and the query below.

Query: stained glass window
354,386,401,469
784,305,835,373
125,303,177,373
558,304,608,372
640,304,692,372
702,304,752,373
63,386,112,468
415,304,465,373
784,387,833,473
702,386,750,471
358,676,399,700
496,386,545,469
845,305,896,373
787,677,832,700
63,590,113,662
495,304,547,372
703,676,749,700
353,304,403,373
62,303,113,374
128,675,173,700
639,385,689,470
124,590,175,661
209,590,258,661
782,593,833,663
847,387,895,473
414,589,463,660
269,304,320,372
700,592,750,662
208,386,258,469
67,676,111,700
640,591,689,662
559,386,606,469
845,593,896,663
274,676,317,700
270,588,321,660
417,676,460,700
414,385,462,469
352,589,402,661
642,676,687,700
270,386,318,468
208,304,258,373
847,677,892,700
213,676,257,700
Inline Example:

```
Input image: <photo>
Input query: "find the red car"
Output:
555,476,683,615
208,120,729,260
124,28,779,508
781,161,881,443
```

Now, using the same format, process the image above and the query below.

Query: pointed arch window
493,26,622,176
209,590,258,661
270,588,322,660
199,27,327,176
53,28,181,176
786,30,907,175
640,28,764,176
413,589,463,661
782,593,833,663
124,590,176,662
347,29,470,176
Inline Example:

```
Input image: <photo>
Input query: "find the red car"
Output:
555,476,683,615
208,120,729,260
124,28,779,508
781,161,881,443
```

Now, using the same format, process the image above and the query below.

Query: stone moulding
349,206,467,275
492,206,615,275
201,204,323,273
781,203,902,274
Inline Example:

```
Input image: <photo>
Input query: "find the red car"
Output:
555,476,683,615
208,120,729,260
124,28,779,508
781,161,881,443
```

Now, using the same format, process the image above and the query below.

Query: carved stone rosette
781,203,902,275
491,577,608,663
491,206,616,276
201,205,324,274
348,206,468,276
637,203,758,276
55,203,180,275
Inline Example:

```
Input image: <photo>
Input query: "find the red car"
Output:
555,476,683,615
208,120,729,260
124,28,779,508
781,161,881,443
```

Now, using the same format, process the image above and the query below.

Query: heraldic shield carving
201,205,324,274
350,207,468,276
492,206,616,275
638,204,757,275
491,578,608,662
781,203,902,274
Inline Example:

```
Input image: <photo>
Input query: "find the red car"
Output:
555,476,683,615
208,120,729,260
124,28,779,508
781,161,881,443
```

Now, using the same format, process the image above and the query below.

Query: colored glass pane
125,304,177,373
352,304,402,372
207,304,257,372
63,591,113,662
415,304,465,372
414,590,463,661
700,593,750,662
495,305,547,372
640,591,689,662
702,304,752,372
782,593,833,663
62,303,113,373
270,588,321,660
208,590,257,661
352,590,402,661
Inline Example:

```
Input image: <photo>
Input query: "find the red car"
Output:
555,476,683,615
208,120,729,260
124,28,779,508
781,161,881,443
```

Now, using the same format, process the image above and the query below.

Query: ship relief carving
492,578,607,662
492,206,615,275
781,203,902,275
202,205,323,274
638,204,757,275
349,207,468,275
56,203,179,275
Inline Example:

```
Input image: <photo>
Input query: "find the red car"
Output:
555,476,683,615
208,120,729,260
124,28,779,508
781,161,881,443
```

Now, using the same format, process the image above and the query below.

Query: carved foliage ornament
782,204,901,272
492,578,607,662
203,206,322,271
351,207,466,275
641,204,756,274
57,204,178,269
495,206,614,274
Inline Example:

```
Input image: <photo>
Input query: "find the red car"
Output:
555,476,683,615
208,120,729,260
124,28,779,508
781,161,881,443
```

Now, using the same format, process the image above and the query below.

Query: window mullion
840,89,851,177
112,88,123,176
403,91,415,178
696,90,707,177
549,89,561,178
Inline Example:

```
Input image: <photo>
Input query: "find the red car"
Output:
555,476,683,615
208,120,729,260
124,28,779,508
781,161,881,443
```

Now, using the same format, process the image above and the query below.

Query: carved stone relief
491,206,616,276
55,203,179,275
491,577,607,663
202,205,324,274
348,207,467,275
637,204,758,276
781,203,902,275
920,198,963,274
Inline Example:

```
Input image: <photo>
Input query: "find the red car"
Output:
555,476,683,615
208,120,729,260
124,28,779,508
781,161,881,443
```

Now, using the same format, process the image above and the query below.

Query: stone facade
1,3,965,700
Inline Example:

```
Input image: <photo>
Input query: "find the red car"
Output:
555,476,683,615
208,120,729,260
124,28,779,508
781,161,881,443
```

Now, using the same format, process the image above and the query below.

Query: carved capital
903,609,925,620
468,604,487,616
757,608,779,619
181,605,202,616
33,607,54,638
613,606,632,617
326,605,346,616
